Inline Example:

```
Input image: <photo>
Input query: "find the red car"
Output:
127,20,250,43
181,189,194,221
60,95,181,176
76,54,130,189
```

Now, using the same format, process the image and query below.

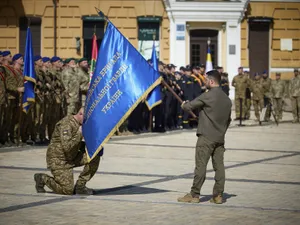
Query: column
170,21,186,66
226,21,241,99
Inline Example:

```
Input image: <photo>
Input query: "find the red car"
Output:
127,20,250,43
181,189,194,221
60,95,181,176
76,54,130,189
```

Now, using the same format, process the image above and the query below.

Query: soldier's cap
200,64,205,68
185,66,192,72
78,57,88,63
254,72,259,76
174,71,181,76
263,70,267,74
223,72,228,77
42,57,50,63
64,58,76,64
238,66,243,69
0,51,2,56
2,51,11,57
50,56,61,63
158,61,164,65
276,72,281,76
294,68,299,72
179,66,185,71
34,55,42,62
12,53,23,61
167,64,176,69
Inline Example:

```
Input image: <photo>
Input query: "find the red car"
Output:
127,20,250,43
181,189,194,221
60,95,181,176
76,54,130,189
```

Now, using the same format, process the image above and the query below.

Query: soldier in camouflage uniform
250,73,264,121
1,51,24,145
49,57,65,136
232,67,249,120
289,68,300,123
244,71,252,119
61,58,77,115
42,57,53,141
77,58,90,108
0,52,8,147
34,55,46,143
261,71,272,121
34,108,101,195
270,73,286,121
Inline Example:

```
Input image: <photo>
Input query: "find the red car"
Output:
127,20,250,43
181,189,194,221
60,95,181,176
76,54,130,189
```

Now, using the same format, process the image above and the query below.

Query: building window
19,17,41,55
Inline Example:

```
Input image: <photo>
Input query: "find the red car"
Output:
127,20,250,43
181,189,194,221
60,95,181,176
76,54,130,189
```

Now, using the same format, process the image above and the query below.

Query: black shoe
74,184,94,195
34,173,46,193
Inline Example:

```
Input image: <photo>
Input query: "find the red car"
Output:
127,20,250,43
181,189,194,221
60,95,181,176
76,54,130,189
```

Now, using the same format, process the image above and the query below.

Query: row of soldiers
0,50,90,147
127,63,230,132
232,67,300,123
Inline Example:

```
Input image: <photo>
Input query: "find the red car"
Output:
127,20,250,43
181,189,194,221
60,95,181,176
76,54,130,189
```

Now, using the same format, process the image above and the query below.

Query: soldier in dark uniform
181,66,194,129
220,72,230,96
34,108,101,195
178,70,232,204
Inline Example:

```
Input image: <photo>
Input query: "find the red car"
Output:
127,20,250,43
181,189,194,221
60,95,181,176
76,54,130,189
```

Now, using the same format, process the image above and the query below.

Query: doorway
190,29,218,67
248,17,272,78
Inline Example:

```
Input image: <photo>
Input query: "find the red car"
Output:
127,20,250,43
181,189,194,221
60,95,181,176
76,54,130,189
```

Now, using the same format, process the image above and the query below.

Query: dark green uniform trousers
43,153,100,195
191,135,225,197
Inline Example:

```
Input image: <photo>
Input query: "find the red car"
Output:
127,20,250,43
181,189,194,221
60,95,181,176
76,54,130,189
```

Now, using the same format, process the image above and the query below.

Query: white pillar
170,22,186,66
218,29,222,68
226,21,241,99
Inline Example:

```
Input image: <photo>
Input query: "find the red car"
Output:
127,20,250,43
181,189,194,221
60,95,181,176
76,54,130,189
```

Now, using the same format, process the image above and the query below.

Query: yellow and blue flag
83,20,161,161
22,27,36,113
145,42,162,110
205,45,213,73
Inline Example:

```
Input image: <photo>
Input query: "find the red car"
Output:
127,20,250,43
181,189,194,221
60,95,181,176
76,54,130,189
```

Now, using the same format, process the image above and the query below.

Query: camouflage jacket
0,69,6,104
270,79,285,98
35,67,46,103
1,65,23,100
46,115,83,169
250,79,264,101
261,77,272,98
289,76,300,97
49,68,65,103
232,74,250,99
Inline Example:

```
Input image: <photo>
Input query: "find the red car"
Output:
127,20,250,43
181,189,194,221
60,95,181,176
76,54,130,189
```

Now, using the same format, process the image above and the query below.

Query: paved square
0,112,300,225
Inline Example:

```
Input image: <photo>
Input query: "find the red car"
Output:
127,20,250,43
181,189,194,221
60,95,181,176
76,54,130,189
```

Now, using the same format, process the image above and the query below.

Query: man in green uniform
34,55,46,144
0,51,8,147
178,70,232,204
232,67,249,120
289,68,300,123
250,73,264,122
34,108,101,195
61,58,77,115
244,71,252,120
261,71,272,121
270,73,286,122
77,58,90,108
1,51,24,145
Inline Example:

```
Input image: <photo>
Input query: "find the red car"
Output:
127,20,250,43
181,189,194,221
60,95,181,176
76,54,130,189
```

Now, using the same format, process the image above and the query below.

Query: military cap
254,72,259,77
200,64,205,68
185,65,192,71
42,57,50,63
238,66,243,69
275,72,281,76
50,56,61,63
12,53,23,61
179,66,185,71
263,70,268,74
34,55,42,62
0,51,2,56
193,65,200,70
2,51,11,57
78,57,88,63
294,68,299,72
64,58,75,64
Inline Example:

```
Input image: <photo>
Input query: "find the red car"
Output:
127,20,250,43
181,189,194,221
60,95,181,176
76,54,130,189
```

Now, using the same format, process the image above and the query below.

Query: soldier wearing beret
289,68,300,123
270,72,286,122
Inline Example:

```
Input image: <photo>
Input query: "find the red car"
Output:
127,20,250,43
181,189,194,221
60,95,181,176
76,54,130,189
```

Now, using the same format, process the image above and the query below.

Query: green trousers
253,99,264,120
291,96,300,121
43,152,100,195
191,135,225,197
234,97,245,119
272,98,283,120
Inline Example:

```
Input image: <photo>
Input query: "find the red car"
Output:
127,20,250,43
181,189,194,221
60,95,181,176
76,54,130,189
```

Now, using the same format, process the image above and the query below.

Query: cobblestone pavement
0,112,300,225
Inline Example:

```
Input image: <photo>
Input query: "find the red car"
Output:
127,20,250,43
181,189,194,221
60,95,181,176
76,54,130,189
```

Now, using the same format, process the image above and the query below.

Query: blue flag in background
22,27,36,113
83,21,161,161
145,42,162,110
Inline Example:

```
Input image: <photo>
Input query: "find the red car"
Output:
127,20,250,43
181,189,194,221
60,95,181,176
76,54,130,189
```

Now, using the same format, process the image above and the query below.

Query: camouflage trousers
272,98,283,120
191,135,225,197
263,97,271,121
291,96,300,121
253,99,264,120
234,97,246,119
245,98,251,119
5,99,18,141
35,101,45,140
43,152,100,195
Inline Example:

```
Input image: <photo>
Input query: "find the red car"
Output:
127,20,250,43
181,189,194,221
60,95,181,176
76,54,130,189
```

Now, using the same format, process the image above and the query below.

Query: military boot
74,184,94,195
177,193,200,203
34,173,46,193
210,194,223,204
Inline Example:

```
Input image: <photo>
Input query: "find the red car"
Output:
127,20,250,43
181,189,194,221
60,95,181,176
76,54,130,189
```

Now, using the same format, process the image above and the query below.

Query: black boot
34,173,46,193
74,183,94,195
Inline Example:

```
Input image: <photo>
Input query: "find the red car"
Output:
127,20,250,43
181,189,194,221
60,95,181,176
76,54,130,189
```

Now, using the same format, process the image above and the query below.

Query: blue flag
22,27,36,113
145,42,162,110
83,21,161,161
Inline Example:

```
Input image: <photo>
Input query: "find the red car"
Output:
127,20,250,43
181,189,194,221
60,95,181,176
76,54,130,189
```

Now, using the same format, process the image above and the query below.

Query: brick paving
0,111,300,225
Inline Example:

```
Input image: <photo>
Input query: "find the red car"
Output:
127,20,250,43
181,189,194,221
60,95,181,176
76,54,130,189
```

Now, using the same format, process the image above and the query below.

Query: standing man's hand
181,100,189,109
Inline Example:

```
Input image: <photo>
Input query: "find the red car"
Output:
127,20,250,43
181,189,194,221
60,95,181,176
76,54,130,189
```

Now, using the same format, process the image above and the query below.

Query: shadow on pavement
94,185,170,196
200,192,237,203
